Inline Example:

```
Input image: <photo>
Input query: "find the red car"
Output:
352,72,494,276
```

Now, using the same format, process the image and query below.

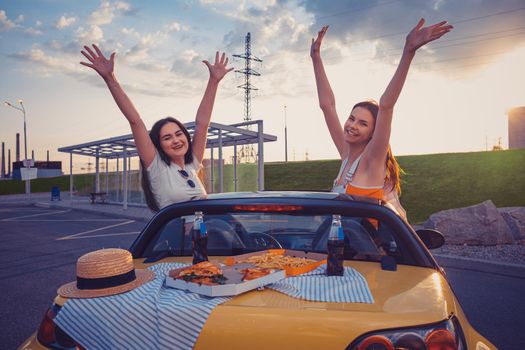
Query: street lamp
284,105,288,162
4,99,30,197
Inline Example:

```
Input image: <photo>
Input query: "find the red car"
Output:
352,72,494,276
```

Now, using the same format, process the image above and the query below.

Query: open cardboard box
165,263,286,297
225,249,327,276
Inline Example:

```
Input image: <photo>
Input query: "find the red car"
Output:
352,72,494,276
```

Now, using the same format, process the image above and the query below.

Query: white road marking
0,208,51,212
1,210,71,221
57,220,136,240
62,231,141,239
8,219,126,222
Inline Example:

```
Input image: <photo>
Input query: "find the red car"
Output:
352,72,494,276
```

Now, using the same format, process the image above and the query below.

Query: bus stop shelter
58,120,277,209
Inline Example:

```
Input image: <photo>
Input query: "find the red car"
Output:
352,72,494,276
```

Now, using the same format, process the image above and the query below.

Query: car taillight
426,329,457,350
357,335,394,350
233,205,304,212
347,317,466,350
37,307,57,345
36,304,84,349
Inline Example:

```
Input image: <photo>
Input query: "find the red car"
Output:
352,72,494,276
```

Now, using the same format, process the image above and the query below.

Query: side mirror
416,229,445,249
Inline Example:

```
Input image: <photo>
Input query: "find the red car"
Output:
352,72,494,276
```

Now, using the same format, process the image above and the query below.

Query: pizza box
224,249,327,276
165,263,286,297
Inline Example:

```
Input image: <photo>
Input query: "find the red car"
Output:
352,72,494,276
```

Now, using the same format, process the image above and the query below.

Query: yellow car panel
20,257,498,350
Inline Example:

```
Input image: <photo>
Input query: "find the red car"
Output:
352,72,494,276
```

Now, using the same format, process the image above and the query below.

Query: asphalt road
1,203,523,350
0,203,143,350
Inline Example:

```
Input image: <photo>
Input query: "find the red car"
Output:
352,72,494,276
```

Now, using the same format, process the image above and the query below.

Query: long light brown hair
352,100,403,195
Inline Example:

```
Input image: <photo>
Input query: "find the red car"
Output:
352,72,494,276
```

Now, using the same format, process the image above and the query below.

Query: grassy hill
265,149,525,223
1,149,524,223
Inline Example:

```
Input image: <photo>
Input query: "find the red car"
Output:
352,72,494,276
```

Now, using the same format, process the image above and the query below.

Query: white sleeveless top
147,152,207,209
332,154,407,221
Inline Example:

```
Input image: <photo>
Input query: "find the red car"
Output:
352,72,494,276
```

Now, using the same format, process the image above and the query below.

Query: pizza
170,261,227,286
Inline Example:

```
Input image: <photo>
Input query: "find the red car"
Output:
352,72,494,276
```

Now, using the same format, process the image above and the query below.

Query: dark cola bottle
327,214,345,276
192,211,209,265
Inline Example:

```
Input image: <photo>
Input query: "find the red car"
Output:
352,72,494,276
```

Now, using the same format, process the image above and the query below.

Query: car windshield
142,211,414,265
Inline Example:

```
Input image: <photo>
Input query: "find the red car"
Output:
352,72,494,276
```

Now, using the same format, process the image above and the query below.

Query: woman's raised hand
404,19,453,53
311,25,329,58
80,44,115,79
202,52,234,83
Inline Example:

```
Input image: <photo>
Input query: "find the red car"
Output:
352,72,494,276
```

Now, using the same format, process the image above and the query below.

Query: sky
1,0,524,173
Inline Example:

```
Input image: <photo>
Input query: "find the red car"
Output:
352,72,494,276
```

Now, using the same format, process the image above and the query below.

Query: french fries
240,252,316,269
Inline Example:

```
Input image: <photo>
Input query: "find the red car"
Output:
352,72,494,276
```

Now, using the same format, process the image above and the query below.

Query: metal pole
218,129,223,193
284,105,288,162
95,152,100,193
105,157,109,196
128,157,131,202
210,147,214,193
123,154,128,209
233,142,238,192
69,153,73,201
116,156,120,202
1,142,5,179
257,120,264,191
21,102,30,199
4,101,30,196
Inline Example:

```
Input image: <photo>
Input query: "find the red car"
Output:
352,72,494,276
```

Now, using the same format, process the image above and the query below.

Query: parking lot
0,203,145,349
1,202,524,350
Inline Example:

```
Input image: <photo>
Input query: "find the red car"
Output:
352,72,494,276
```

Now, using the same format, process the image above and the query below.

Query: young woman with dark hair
310,19,453,221
80,45,233,211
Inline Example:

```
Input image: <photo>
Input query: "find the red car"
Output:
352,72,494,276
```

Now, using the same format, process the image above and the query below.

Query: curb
434,253,525,279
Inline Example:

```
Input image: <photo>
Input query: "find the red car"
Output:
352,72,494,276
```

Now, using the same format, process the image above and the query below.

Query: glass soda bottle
327,214,345,276
192,211,209,265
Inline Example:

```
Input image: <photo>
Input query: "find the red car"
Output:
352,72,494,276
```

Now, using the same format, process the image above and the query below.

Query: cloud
76,25,104,43
302,0,525,71
9,47,80,75
0,10,17,31
23,27,43,36
89,1,134,26
56,15,76,29
167,21,189,32
171,49,205,78
1,10,44,35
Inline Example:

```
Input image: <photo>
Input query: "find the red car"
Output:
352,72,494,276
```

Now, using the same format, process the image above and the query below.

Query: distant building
508,106,525,149
12,161,62,180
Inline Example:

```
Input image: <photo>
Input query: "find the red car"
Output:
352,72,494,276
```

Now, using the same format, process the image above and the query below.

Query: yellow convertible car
19,192,497,350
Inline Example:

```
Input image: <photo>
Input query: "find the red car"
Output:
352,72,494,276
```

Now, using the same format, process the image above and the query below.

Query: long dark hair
352,100,403,195
140,117,194,211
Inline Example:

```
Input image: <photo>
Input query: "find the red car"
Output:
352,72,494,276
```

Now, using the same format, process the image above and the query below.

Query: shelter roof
58,120,276,159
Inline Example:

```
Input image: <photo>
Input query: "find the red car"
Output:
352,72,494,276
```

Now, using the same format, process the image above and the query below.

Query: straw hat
58,248,155,298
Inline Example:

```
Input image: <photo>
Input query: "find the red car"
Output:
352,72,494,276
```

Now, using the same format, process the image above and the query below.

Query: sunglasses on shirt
178,169,196,188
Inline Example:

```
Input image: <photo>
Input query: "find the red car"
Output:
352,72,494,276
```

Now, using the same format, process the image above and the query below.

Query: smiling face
159,122,190,162
343,106,376,145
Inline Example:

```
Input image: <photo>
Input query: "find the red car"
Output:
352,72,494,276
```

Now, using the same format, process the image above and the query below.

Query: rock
498,207,525,244
424,200,515,245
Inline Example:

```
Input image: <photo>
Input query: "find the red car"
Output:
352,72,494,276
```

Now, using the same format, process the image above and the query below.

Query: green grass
2,149,524,223
0,174,95,195
265,149,525,223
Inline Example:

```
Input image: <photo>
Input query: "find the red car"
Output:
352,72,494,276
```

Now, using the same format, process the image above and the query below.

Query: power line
317,0,401,19
263,8,525,62
345,5,525,44
345,30,525,62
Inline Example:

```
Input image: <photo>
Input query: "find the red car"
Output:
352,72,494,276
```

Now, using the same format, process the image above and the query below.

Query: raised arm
192,51,233,163
310,26,346,158
365,19,453,165
80,44,156,167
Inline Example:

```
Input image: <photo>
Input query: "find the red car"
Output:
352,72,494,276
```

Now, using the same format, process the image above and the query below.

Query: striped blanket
54,263,229,350
54,262,373,350
269,264,374,303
